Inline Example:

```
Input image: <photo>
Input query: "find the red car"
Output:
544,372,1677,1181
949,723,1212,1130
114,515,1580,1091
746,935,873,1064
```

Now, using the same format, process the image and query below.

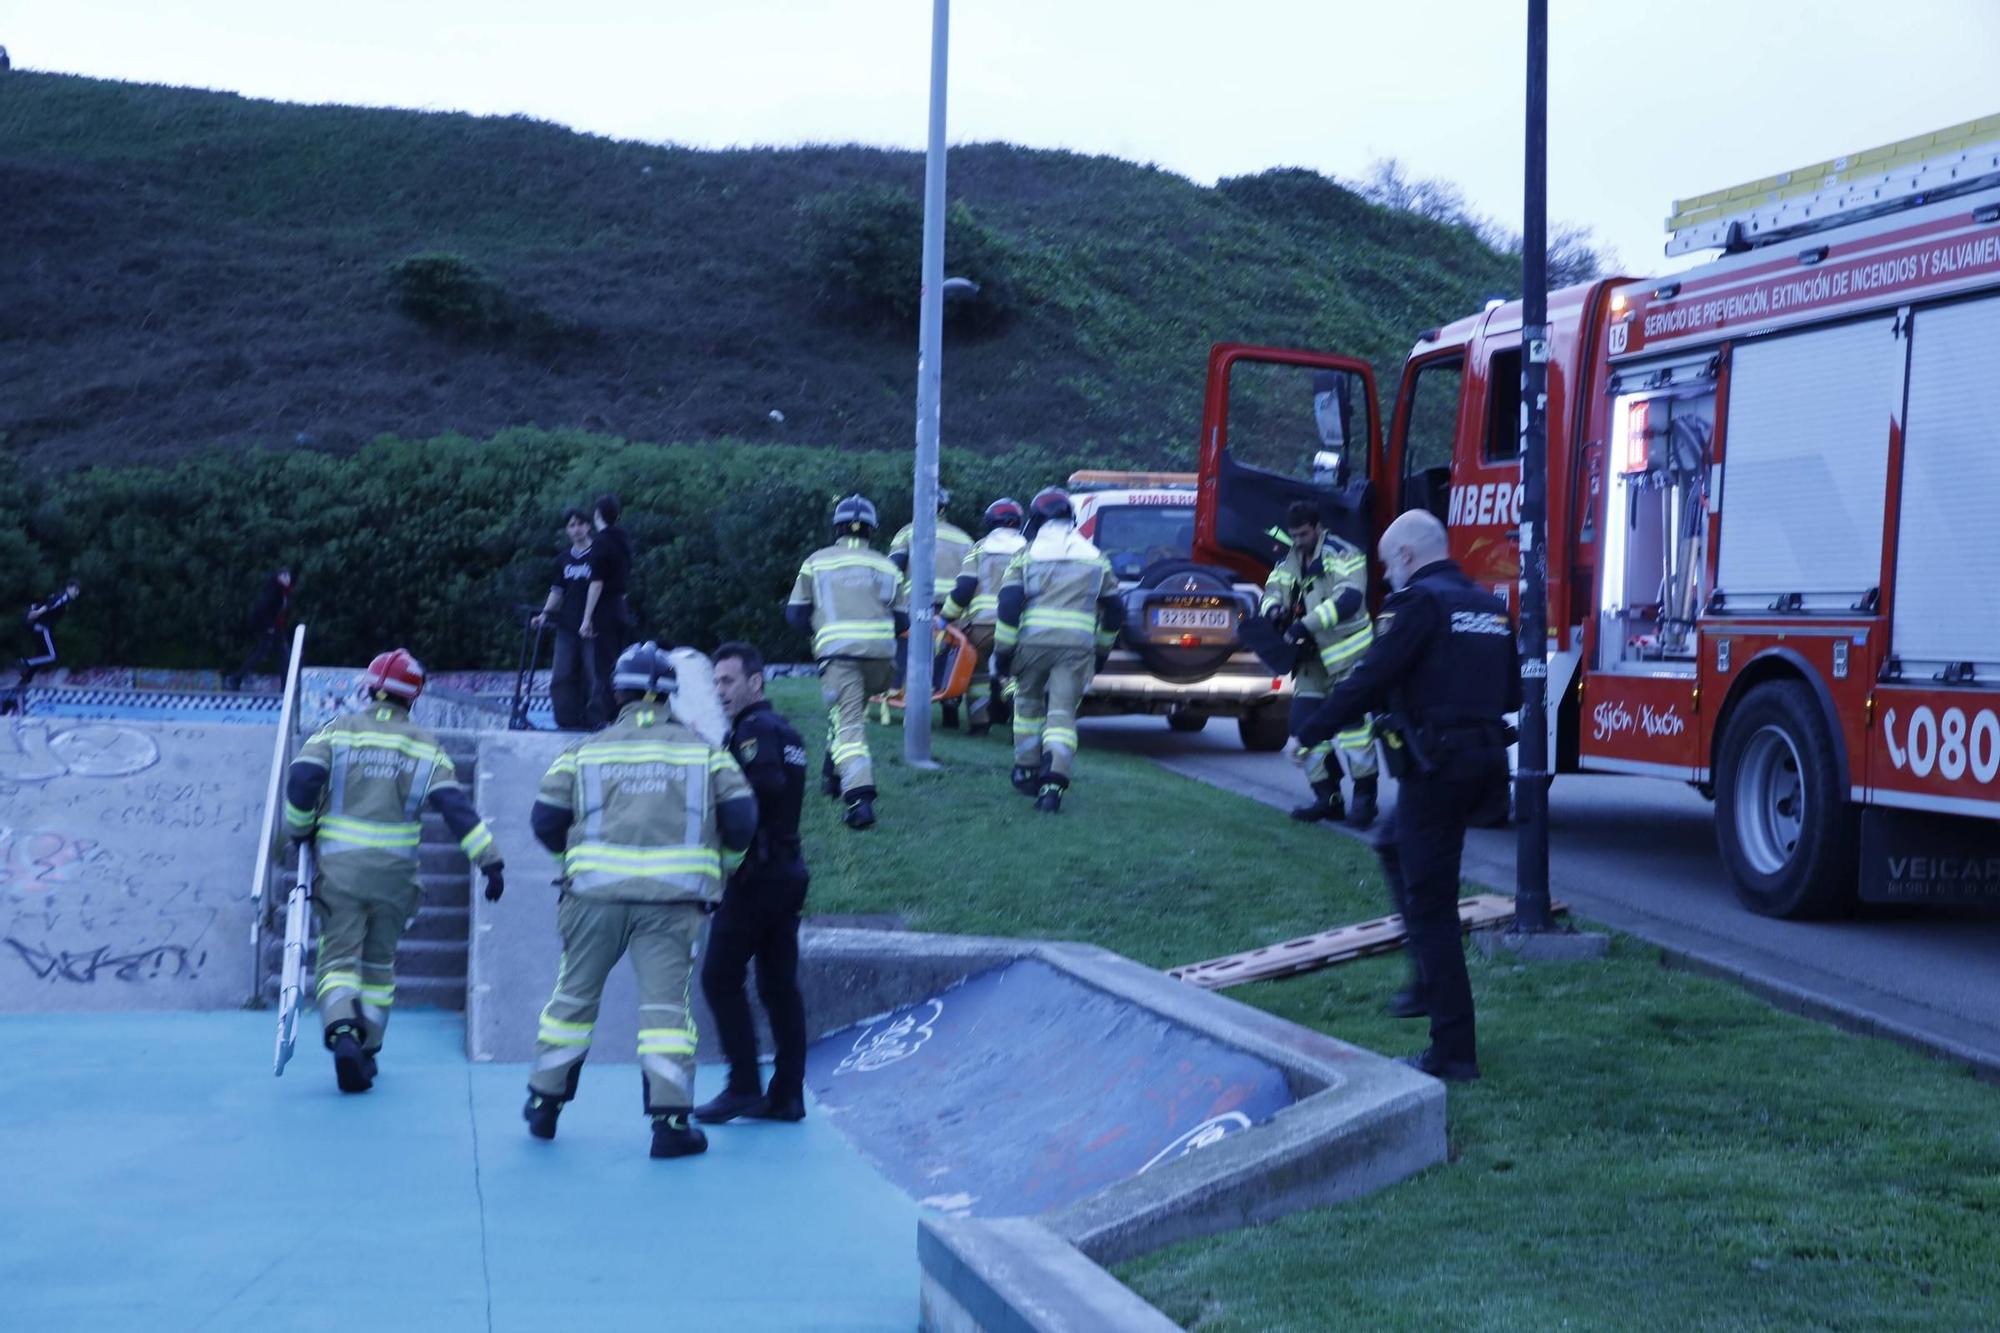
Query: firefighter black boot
741,1088,807,1122
1010,764,1041,796
941,699,960,730
1290,778,1343,823
1346,776,1380,829
821,753,841,799
328,1023,372,1094
693,1087,764,1125
843,787,877,830
1034,774,1068,815
650,1112,710,1159
523,1091,564,1140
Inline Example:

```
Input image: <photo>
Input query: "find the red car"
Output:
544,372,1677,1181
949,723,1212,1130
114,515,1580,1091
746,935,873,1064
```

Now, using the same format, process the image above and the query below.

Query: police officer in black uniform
695,641,812,1123
1298,510,1518,1081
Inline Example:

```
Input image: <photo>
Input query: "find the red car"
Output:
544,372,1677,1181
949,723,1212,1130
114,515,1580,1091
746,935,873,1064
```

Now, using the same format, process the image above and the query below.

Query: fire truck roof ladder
1666,113,2000,257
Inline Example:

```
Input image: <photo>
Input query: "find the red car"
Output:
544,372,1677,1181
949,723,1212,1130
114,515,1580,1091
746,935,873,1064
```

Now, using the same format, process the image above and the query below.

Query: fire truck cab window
1599,369,1716,673
1399,356,1463,520
1224,360,1365,479
1484,347,1523,464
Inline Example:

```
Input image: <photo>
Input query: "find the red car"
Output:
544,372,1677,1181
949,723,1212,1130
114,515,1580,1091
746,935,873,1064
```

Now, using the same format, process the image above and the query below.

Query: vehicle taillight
1178,634,1198,648
1622,399,1652,474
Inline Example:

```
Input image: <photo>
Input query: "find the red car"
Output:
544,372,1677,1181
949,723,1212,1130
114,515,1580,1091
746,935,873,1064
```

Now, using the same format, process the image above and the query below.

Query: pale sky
6,0,1998,276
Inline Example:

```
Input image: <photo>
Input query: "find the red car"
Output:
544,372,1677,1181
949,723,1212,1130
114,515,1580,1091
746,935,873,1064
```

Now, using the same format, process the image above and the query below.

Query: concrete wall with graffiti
0,719,269,1011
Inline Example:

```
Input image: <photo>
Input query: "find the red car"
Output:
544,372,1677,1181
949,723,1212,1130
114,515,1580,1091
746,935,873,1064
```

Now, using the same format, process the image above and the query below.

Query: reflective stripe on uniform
283,800,316,833
1022,607,1097,633
460,823,494,860
574,741,713,764
316,814,422,854
1319,625,1374,671
328,732,449,765
537,1011,593,1041
636,1026,696,1055
812,620,896,655
316,969,362,1000
1044,725,1078,754
561,843,721,878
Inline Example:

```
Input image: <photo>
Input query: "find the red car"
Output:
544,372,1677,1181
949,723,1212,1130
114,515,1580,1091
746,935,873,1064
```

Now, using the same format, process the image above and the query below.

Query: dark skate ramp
805,959,1295,1217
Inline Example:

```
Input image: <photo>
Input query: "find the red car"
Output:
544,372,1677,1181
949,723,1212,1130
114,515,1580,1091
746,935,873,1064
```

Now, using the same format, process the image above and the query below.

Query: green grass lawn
771,680,2000,1331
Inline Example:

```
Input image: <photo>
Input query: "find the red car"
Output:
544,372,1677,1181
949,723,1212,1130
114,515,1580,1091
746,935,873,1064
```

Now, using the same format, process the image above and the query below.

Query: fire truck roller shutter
1892,294,2000,676
1717,315,1900,611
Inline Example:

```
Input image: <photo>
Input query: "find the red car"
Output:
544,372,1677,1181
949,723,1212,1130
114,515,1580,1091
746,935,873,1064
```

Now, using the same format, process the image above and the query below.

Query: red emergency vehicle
1195,116,2000,917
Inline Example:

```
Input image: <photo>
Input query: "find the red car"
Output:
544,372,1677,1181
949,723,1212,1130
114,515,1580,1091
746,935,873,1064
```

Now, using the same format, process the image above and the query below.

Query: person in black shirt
224,567,294,691
17,581,80,688
1298,510,1519,1082
585,493,634,725
694,641,812,1125
528,509,602,730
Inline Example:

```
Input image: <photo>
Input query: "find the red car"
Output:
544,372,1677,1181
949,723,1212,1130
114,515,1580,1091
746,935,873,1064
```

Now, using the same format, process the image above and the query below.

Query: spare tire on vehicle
1124,561,1243,683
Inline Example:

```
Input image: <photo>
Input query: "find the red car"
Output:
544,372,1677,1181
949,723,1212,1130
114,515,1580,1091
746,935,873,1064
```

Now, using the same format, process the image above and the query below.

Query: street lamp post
904,0,950,769
1515,0,1554,931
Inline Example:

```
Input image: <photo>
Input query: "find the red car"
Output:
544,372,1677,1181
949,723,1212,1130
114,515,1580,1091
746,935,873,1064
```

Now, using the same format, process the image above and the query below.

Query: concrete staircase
259,734,480,1012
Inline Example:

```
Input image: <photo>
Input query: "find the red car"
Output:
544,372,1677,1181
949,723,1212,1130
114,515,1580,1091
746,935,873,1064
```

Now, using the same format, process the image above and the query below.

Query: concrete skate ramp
806,958,1295,1217
0,718,269,1012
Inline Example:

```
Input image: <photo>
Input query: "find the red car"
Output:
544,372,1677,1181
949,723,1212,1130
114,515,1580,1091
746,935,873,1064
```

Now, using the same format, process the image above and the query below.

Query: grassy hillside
0,72,1518,471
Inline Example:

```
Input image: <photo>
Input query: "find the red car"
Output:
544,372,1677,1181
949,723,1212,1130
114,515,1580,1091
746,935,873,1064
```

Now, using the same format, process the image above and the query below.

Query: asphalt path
1082,714,2000,1077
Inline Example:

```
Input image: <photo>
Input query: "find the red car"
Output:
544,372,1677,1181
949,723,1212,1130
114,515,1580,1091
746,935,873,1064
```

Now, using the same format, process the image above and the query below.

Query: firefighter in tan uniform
994,487,1124,814
521,642,757,1159
1261,500,1378,827
284,649,504,1093
942,497,1026,737
890,488,975,730
786,494,908,830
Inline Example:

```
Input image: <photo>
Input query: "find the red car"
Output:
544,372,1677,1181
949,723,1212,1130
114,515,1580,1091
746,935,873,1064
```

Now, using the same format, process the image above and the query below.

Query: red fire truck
1194,116,2000,917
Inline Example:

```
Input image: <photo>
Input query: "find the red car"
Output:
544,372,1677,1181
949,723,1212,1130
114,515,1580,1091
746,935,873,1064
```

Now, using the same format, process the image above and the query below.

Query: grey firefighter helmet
611,640,678,698
832,493,878,540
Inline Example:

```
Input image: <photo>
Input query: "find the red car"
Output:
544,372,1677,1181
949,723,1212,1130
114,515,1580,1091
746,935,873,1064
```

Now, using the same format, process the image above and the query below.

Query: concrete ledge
920,1217,1177,1333
1476,926,1612,963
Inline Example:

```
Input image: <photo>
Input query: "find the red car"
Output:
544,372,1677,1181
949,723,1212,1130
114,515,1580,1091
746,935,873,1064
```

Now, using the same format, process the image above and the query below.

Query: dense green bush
386,252,511,336
793,184,1020,331
1,431,1074,671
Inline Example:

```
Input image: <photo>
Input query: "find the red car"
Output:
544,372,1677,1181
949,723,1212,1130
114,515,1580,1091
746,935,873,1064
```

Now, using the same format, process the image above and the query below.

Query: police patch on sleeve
736,737,758,764
1375,611,1395,636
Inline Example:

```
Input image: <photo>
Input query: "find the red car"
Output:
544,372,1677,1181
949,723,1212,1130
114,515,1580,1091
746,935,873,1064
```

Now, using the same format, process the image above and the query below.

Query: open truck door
1192,343,1385,591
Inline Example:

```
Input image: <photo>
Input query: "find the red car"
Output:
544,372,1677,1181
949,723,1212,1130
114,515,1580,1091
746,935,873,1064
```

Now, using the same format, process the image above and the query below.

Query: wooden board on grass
1168,893,1564,991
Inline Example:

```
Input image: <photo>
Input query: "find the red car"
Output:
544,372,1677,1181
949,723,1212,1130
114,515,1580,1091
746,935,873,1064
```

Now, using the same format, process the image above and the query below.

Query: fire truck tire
1238,705,1289,753
1714,680,1857,919
1167,710,1207,733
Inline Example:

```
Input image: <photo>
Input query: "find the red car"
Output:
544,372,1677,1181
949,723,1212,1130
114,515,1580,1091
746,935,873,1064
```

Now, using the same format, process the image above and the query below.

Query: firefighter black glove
1285,621,1313,647
483,866,506,903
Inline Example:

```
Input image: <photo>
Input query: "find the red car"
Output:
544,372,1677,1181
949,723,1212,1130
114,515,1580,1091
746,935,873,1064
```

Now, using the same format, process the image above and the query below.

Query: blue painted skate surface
805,958,1295,1217
2,1010,916,1332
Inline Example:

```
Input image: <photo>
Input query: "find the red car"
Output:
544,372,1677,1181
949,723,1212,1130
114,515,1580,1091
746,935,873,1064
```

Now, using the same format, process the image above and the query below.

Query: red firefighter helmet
1025,486,1074,536
362,648,426,703
982,497,1025,531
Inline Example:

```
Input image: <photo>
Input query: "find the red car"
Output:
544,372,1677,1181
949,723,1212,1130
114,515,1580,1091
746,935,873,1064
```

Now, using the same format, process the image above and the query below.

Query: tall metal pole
904,0,949,767
1514,0,1554,931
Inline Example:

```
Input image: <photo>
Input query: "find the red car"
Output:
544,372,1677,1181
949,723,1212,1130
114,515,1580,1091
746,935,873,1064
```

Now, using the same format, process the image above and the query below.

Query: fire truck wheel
1714,680,1857,919
1238,705,1290,753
